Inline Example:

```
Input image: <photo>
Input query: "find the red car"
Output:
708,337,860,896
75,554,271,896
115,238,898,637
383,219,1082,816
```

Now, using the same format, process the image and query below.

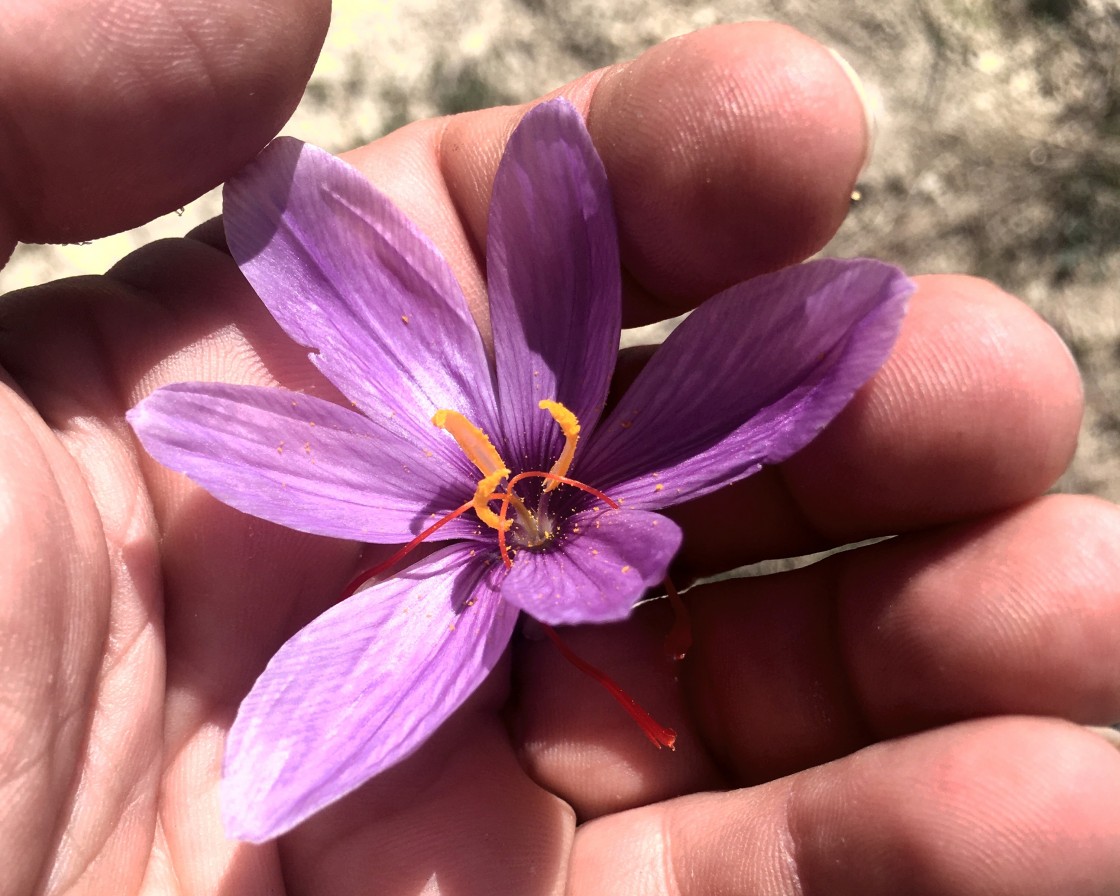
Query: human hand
2,5,1119,896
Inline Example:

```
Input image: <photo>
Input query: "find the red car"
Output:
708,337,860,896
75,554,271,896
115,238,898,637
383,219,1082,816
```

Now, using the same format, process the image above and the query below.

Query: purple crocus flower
128,98,912,842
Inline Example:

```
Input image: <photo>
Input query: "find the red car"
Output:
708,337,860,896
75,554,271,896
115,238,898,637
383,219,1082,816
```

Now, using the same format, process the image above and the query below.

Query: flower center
337,399,687,754
432,400,599,559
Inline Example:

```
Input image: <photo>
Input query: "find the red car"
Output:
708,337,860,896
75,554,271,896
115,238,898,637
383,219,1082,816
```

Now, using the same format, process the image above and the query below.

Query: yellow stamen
471,468,511,531
432,409,507,479
433,403,586,536
433,409,511,532
538,399,579,492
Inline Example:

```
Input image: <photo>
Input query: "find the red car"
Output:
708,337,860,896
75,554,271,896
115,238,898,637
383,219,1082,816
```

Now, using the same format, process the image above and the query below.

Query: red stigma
342,499,474,597
542,624,677,750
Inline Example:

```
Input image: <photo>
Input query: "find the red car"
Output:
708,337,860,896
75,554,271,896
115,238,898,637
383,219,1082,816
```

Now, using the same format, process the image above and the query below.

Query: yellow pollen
538,399,580,491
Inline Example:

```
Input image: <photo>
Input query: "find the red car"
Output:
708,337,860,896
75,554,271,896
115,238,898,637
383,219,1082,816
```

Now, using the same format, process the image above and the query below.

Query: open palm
2,4,1119,894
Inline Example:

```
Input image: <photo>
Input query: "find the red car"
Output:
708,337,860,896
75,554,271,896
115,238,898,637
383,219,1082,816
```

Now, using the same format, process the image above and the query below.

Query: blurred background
4,0,1118,500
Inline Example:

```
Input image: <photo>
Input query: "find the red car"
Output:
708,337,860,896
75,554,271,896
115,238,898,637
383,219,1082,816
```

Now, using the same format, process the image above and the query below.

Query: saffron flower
128,98,913,842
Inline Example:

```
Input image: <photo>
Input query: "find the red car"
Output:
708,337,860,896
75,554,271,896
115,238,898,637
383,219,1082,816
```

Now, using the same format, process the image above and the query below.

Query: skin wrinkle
663,619,728,797
829,551,890,747
64,548,162,873
776,777,808,896
29,547,106,893
0,387,106,815
7,346,159,896
42,752,118,895
660,808,683,896
159,724,253,895
137,817,178,894
433,110,488,272
770,462,835,552
686,608,740,785
781,757,852,896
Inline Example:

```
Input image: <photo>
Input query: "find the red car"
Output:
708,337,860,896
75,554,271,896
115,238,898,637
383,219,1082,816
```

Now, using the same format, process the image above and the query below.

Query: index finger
339,22,871,328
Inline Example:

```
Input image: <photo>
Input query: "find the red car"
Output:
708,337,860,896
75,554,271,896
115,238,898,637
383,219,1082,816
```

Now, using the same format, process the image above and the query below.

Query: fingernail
1086,725,1120,751
826,48,878,174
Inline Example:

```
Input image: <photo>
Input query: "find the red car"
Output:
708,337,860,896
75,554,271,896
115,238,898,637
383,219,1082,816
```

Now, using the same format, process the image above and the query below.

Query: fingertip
572,719,1120,896
0,0,330,243
587,22,871,316
788,718,1120,896
785,273,1084,538
840,493,1120,733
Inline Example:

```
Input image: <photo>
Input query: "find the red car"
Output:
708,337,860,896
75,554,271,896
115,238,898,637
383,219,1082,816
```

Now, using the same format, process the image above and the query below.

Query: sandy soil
4,0,1118,502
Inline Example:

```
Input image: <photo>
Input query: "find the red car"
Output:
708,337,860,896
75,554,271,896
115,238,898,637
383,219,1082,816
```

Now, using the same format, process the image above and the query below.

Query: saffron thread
342,500,474,597
541,624,677,750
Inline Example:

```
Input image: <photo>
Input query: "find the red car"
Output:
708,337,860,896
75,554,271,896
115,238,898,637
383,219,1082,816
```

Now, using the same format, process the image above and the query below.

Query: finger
588,21,870,314
667,274,1083,576
0,237,360,889
0,370,116,893
684,494,1120,783
839,494,1120,734
569,718,1120,896
0,0,329,254
340,22,871,327
282,679,574,896
509,608,729,822
514,495,1120,813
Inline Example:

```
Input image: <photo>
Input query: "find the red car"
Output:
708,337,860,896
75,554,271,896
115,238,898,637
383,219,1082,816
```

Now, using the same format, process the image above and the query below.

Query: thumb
0,0,329,260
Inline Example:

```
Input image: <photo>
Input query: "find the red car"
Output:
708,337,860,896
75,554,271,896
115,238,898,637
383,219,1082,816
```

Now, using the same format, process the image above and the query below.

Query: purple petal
222,544,516,842
487,99,621,467
128,383,484,542
224,137,499,447
500,508,681,625
581,259,913,509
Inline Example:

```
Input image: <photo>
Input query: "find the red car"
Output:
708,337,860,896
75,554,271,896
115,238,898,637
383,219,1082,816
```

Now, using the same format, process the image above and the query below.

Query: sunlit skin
3,3,1120,895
